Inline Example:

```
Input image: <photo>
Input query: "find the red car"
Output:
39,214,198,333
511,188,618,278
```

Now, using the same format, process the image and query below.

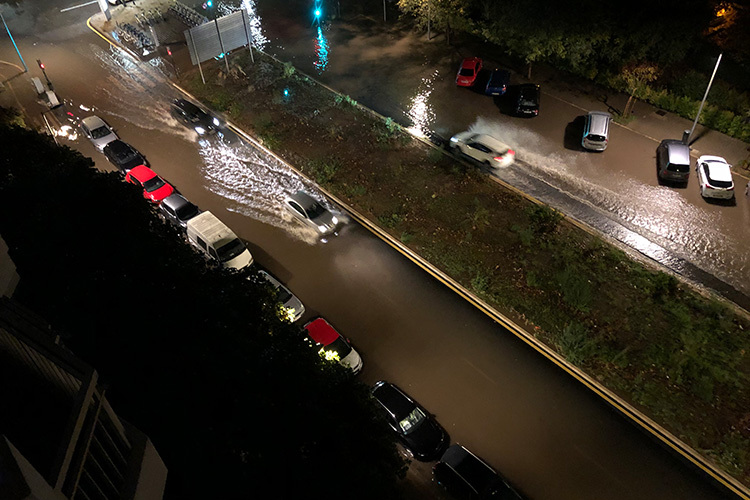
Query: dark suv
372,381,448,461
433,445,523,500
514,84,540,117
159,194,200,229
170,98,219,136
103,140,147,174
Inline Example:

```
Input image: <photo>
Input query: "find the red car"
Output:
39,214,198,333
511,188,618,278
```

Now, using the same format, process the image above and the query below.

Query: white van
582,111,611,151
186,211,253,270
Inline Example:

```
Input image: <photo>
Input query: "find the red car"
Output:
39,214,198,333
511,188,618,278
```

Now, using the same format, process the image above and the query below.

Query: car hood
450,130,474,143
312,211,337,231
222,248,253,270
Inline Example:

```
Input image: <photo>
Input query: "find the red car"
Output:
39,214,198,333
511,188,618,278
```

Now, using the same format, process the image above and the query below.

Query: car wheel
484,160,492,168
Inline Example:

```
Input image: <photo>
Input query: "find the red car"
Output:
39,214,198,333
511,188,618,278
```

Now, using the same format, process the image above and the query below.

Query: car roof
289,191,319,211
103,139,133,154
304,318,339,346
663,140,691,164
161,193,191,210
81,115,107,129
173,98,201,113
700,157,732,181
372,382,416,419
128,164,157,181
473,134,510,151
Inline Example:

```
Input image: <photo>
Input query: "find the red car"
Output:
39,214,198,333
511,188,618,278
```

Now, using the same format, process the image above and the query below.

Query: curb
86,16,750,500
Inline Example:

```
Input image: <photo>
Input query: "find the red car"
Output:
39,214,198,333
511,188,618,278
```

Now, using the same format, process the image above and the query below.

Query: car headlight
212,117,220,126
450,136,459,143
195,126,206,135
331,216,339,225
318,225,329,233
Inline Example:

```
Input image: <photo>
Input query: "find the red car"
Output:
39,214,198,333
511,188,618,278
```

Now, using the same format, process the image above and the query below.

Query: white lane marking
61,1,98,13
461,357,498,386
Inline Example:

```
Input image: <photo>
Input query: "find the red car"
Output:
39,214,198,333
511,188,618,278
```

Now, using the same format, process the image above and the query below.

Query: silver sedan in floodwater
284,190,340,236
80,115,118,151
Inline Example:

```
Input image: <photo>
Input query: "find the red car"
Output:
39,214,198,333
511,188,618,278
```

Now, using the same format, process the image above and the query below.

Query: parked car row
456,57,539,118
656,139,736,200
453,58,736,202
370,379,524,498
79,104,356,380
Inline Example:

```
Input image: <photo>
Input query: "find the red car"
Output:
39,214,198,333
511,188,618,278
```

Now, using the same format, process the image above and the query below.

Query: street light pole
686,52,722,145
0,10,28,72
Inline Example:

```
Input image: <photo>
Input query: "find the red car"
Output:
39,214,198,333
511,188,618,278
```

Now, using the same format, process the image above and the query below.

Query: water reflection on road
467,116,750,295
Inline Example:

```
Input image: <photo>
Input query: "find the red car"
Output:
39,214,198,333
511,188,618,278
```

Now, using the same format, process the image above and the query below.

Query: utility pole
686,53,722,145
1,11,28,72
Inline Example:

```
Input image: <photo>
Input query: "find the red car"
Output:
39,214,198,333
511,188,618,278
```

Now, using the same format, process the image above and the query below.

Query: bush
558,322,597,365
527,204,562,236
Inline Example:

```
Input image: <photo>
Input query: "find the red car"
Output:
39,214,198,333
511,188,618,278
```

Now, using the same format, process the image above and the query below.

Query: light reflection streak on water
406,70,438,138
313,25,328,75
467,115,750,294
215,0,269,50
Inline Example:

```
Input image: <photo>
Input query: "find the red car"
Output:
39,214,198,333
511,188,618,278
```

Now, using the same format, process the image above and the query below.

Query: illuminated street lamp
685,53,722,145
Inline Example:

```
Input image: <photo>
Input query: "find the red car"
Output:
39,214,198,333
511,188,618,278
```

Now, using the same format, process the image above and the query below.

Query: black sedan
371,381,448,461
170,98,220,136
514,83,540,117
102,140,146,173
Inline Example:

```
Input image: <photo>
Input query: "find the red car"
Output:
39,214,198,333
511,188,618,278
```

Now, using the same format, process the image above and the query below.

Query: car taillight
508,149,515,156
494,156,504,162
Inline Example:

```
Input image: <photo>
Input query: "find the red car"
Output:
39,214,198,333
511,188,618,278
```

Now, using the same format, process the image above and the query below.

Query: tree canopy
401,0,717,79
0,122,406,499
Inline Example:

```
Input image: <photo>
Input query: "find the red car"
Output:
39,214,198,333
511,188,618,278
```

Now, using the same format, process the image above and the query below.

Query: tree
397,0,473,44
0,123,407,499
619,62,661,117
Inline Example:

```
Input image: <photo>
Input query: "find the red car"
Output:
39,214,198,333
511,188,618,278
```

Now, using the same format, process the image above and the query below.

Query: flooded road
250,0,750,304
0,1,741,499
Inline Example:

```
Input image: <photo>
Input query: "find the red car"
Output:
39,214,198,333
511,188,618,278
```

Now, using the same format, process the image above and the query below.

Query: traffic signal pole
36,59,53,90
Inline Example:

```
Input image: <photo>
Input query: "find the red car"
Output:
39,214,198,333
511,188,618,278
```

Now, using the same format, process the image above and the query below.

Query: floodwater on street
0,0,743,499
250,0,750,300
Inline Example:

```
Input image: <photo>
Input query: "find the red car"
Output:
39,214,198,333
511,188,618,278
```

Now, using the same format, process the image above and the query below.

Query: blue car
485,69,511,96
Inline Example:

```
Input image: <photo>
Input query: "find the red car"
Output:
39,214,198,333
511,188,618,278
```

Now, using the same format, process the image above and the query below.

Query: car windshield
399,407,427,435
323,336,352,359
91,125,111,139
520,96,537,107
216,238,247,262
306,201,327,219
588,134,606,142
143,176,165,192
175,203,199,220
275,285,293,303
459,68,475,76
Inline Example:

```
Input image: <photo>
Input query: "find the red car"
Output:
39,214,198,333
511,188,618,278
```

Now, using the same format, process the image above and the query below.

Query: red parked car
125,165,174,204
456,57,482,87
